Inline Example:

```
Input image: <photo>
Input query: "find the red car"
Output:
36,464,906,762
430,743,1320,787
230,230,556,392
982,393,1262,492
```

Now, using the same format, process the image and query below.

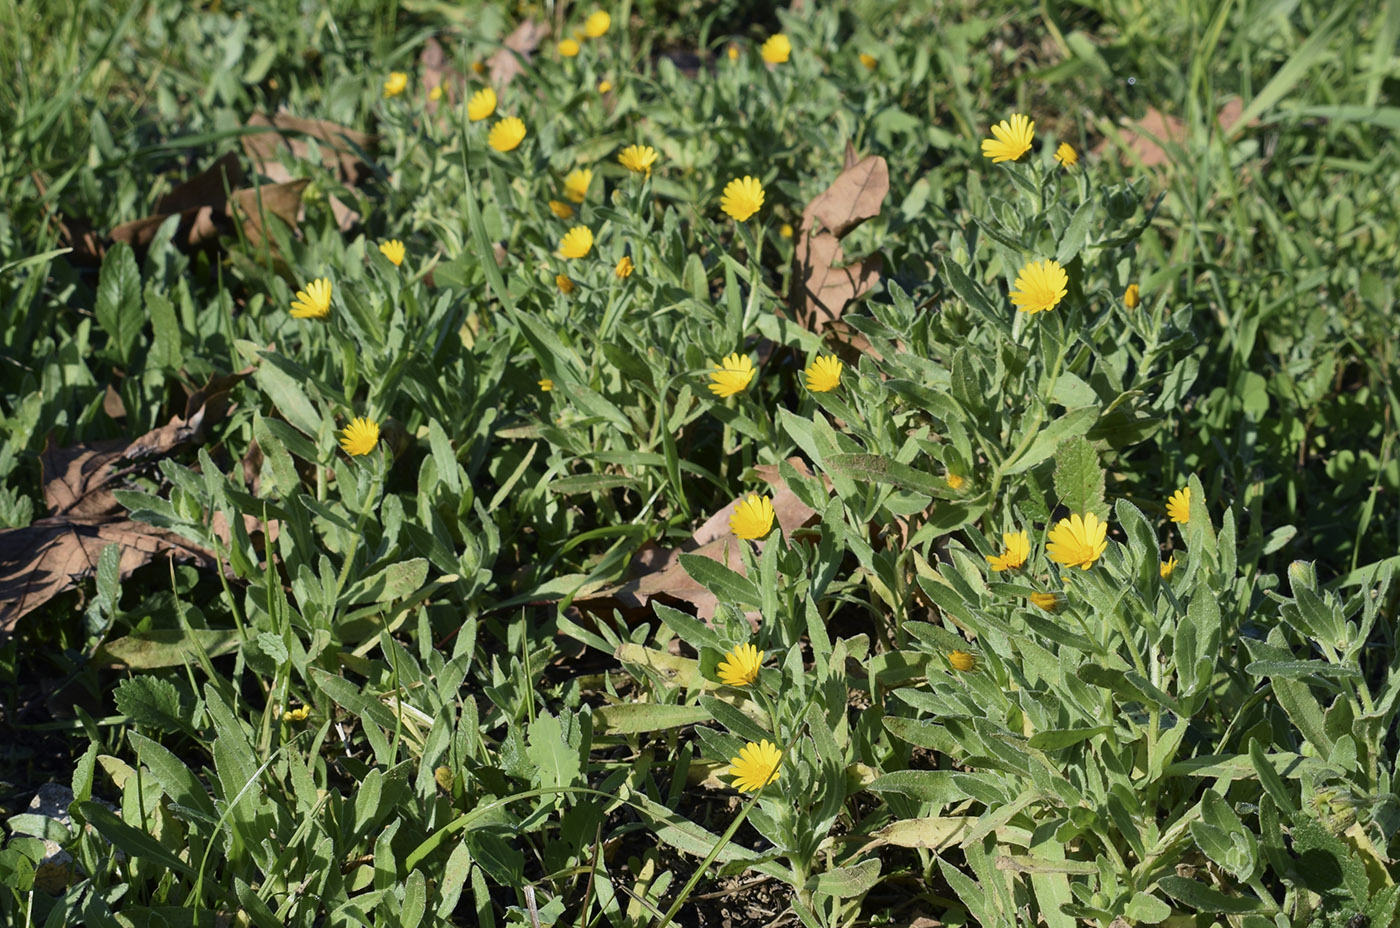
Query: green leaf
1055,200,1096,264
146,281,182,370
250,348,324,438
592,703,709,734
128,732,218,824
808,858,881,898
825,453,943,495
113,676,185,733
699,696,771,744
94,629,242,669
678,553,761,608
341,558,430,606
1123,892,1172,924
77,801,195,878
866,770,969,806
1027,726,1110,751
1157,875,1266,913
526,711,581,792
95,241,142,364
1004,407,1099,475
1052,436,1105,518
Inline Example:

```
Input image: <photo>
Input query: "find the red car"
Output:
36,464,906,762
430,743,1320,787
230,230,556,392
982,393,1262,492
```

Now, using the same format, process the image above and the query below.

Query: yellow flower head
708,352,755,398
981,113,1035,163
720,176,765,222
1166,486,1190,523
339,417,380,456
618,144,658,174
556,273,575,294
986,530,1029,571
947,650,977,672
378,239,405,267
467,86,497,122
428,84,444,102
539,378,554,392
727,44,740,61
290,278,332,318
1160,555,1178,579
383,71,408,98
1046,512,1109,570
558,38,581,57
859,52,878,70
548,200,575,220
728,739,781,792
1124,283,1141,309
558,225,593,259
1010,259,1069,315
717,643,764,687
615,255,634,279
584,10,611,37
1029,591,1062,612
730,493,775,540
471,60,487,75
1054,142,1079,168
597,79,613,94
564,167,593,203
804,355,843,393
779,222,793,239
946,473,966,490
761,33,791,64
488,116,526,152
282,705,310,722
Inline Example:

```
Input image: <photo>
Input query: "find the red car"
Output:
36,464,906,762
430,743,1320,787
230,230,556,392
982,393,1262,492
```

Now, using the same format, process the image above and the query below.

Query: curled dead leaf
242,113,375,231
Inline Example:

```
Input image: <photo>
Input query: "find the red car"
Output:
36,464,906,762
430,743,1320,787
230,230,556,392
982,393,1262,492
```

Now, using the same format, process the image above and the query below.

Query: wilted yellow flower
1124,283,1141,308
708,352,755,398
1010,259,1069,315
471,60,487,75
717,643,764,687
981,113,1035,163
282,705,310,722
946,473,966,490
1166,486,1190,523
986,530,1029,571
584,10,611,37
859,52,878,70
558,38,581,57
1160,555,1178,579
555,274,575,294
728,739,781,792
564,168,593,203
383,71,408,98
378,239,405,267
618,144,658,174
339,417,380,456
539,378,554,392
720,176,765,221
488,116,526,152
548,200,575,220
597,79,613,93
761,34,791,64
558,226,593,259
947,650,977,672
779,223,793,239
467,86,497,121
615,255,634,278
1029,591,1061,612
730,494,775,540
804,355,843,393
1046,512,1108,570
290,278,332,318
428,84,444,102
1054,142,1079,167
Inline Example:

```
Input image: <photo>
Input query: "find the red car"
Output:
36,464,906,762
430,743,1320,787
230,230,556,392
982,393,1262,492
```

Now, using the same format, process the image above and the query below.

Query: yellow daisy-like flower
981,113,1035,163
859,52,878,70
290,278,332,319
282,705,310,722
708,352,755,398
556,274,575,294
548,200,575,220
618,144,658,175
428,85,444,103
383,71,408,98
1010,259,1069,315
615,255,634,279
339,417,380,456
730,493,775,540
717,643,764,687
727,44,740,61
1054,142,1079,168
946,473,966,490
564,168,593,203
1124,283,1141,309
558,226,593,259
1160,555,1178,579
539,378,554,392
1045,512,1109,570
597,79,613,94
1029,591,1062,612
467,86,497,122
986,530,1029,572
760,34,791,64
728,739,781,792
947,650,976,672
378,239,405,267
804,355,842,393
558,38,581,57
720,176,765,222
584,10,611,37
488,116,526,152
779,223,793,239
1166,486,1190,523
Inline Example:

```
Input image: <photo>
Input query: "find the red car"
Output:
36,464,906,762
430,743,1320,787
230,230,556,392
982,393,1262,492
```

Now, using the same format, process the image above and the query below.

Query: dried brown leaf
803,154,889,239
420,37,463,112
488,20,549,87
242,113,374,231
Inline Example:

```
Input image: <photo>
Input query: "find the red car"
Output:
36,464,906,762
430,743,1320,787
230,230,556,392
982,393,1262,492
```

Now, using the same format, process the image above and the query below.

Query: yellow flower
981,113,1035,163
717,643,764,687
1029,591,1061,612
539,378,554,392
946,473,966,490
618,144,658,174
615,255,634,279
584,10,611,37
1045,512,1109,571
779,223,793,239
282,705,310,722
1124,283,1141,309
378,239,405,267
488,116,526,152
720,176,765,222
728,739,781,792
708,352,755,398
564,167,593,203
761,34,791,64
859,52,878,70
556,274,575,294
428,84,444,102
986,530,1029,571
1010,259,1069,315
730,494,775,540
1054,142,1078,167
339,417,380,456
558,38,581,57
727,44,740,61
558,225,593,259
290,278,332,318
471,61,487,75
804,355,842,393
1160,555,1178,579
383,71,408,98
548,200,575,220
947,650,976,672
467,86,497,122
1166,486,1190,523
597,79,613,94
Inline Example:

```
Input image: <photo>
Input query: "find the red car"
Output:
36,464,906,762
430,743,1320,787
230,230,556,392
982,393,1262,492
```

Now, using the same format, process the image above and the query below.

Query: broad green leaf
592,703,709,734
113,676,185,733
678,553,761,608
95,241,142,364
808,858,881,899
1052,436,1105,518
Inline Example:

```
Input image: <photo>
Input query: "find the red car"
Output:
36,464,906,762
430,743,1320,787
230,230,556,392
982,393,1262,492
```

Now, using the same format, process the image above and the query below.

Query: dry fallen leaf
488,19,549,87
1094,98,1249,168
242,113,375,231
420,37,464,113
